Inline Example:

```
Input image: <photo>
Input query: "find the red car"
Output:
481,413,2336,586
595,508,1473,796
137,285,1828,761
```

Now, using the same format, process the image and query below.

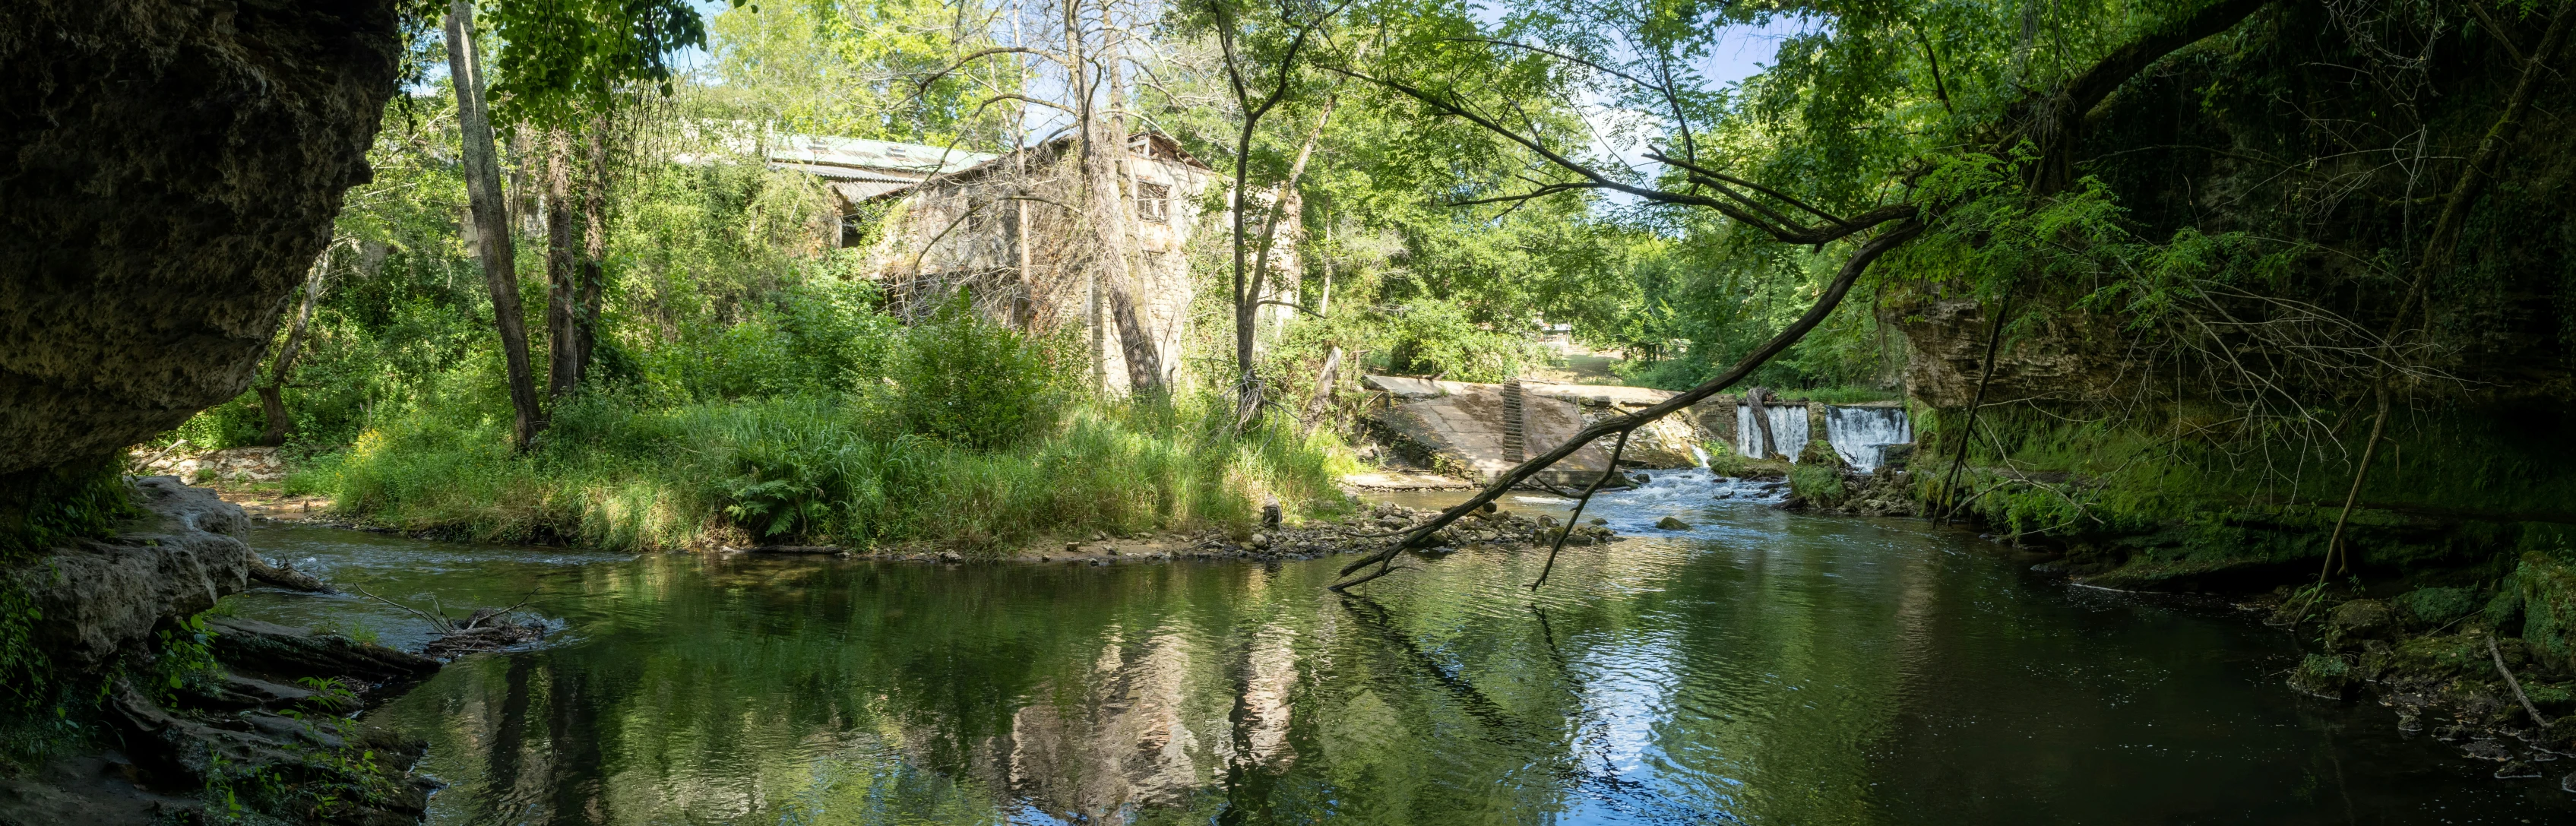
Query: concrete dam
1362,375,1914,486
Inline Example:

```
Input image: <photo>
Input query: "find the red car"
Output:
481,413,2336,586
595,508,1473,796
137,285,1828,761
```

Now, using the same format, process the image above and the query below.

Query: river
219,470,2565,824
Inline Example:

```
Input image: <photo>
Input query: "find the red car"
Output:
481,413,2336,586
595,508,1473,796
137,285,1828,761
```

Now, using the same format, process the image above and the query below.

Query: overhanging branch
1331,218,1926,588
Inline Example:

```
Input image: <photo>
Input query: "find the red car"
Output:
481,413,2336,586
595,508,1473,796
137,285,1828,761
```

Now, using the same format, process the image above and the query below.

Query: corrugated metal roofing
764,134,999,177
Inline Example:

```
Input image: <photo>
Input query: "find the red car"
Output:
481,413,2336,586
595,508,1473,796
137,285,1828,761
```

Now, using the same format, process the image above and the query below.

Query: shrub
1704,441,1749,477
1379,299,1543,382
885,294,1060,450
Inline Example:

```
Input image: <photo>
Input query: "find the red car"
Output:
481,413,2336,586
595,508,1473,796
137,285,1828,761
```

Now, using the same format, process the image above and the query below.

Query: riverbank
0,478,447,826
224,476,1623,570
286,393,1357,555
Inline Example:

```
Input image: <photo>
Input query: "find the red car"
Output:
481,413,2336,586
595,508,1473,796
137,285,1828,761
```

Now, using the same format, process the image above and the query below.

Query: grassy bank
298,391,1357,554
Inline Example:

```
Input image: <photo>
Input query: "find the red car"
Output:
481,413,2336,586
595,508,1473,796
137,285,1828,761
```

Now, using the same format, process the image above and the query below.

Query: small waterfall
1689,445,1711,468
1823,405,1912,472
1734,403,1814,461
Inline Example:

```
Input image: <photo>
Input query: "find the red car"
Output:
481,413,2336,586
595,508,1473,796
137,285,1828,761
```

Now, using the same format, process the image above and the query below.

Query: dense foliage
151,0,2576,567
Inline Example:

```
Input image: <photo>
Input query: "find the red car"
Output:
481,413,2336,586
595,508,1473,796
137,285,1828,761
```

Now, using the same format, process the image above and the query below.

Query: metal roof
764,134,999,179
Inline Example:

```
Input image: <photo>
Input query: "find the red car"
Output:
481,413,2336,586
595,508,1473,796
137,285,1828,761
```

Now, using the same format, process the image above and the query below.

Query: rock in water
0,0,401,477
205,616,440,690
248,553,334,593
1657,517,1691,530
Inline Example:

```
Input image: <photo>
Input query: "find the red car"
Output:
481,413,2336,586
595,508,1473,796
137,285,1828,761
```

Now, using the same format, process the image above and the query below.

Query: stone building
771,131,1283,394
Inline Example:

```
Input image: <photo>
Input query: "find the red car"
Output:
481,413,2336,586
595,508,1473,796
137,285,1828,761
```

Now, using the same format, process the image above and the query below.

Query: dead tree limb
1937,290,2016,521
1331,219,1923,588
1528,430,1630,591
2318,386,2390,583
2490,633,2553,729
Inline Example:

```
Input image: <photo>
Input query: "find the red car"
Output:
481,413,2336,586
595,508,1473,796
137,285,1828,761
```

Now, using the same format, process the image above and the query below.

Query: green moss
2288,653,2353,697
1789,462,1848,507
0,455,144,562
2486,587,2525,634
2394,587,2479,627
2526,684,2574,712
2385,635,2492,682
2518,555,2576,669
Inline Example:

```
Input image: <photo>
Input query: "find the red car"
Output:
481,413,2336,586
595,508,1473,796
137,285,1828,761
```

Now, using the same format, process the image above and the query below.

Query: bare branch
1326,65,1914,245
1332,219,1926,587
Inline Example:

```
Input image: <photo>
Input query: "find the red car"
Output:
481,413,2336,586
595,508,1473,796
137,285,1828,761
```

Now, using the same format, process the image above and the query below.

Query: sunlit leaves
480,0,737,125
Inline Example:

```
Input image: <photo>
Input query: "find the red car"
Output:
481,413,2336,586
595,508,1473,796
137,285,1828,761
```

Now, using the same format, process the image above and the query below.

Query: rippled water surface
223,473,2568,824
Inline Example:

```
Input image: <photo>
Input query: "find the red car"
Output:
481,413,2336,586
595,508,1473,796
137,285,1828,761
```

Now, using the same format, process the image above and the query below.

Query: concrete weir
1364,376,1736,486
1362,375,1914,483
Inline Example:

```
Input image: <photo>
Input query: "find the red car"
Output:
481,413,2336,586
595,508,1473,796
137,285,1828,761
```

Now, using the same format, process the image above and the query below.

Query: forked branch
1331,219,1925,588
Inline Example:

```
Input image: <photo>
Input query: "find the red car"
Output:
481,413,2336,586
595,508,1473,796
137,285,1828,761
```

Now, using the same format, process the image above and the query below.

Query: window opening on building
1137,182,1171,223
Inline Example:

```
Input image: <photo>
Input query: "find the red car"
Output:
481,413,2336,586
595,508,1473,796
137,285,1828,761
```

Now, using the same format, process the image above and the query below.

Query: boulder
0,0,402,477
3,477,254,672
2327,599,2397,642
2394,586,2478,628
2287,653,2353,698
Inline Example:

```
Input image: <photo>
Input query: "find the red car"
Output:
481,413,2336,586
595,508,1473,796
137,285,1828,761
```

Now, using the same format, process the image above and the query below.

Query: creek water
222,473,2567,824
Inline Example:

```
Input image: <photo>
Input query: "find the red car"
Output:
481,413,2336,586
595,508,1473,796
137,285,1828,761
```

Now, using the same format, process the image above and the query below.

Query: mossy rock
2383,635,2492,682
2394,587,2478,628
1795,439,1848,470
2288,653,2353,698
2525,682,2574,714
1788,463,1848,506
2518,555,2576,669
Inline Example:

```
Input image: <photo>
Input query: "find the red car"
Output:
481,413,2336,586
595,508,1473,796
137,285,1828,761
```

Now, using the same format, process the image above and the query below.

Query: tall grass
300,391,1358,554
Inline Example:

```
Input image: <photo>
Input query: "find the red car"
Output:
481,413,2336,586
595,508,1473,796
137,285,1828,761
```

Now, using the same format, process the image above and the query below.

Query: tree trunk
544,126,581,399
1101,24,1163,396
1247,95,1335,335
256,243,334,446
576,117,609,385
445,1,546,449
1745,387,1777,459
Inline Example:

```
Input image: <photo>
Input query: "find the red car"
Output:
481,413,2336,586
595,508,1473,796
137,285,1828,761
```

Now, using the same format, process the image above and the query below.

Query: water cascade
1823,405,1912,472
1735,403,1812,461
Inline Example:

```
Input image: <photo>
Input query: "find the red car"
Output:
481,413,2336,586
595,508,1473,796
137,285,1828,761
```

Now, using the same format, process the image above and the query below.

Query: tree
1324,0,2280,587
1198,0,1334,423
444,1,548,450
255,239,344,447
441,0,742,441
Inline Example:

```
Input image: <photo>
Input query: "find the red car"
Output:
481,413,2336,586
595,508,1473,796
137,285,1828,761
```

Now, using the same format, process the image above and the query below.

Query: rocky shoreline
2252,586,2576,788
1,478,465,826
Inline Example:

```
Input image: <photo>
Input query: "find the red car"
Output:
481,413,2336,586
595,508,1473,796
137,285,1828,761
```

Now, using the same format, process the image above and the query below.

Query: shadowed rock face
1891,296,2129,410
0,0,401,476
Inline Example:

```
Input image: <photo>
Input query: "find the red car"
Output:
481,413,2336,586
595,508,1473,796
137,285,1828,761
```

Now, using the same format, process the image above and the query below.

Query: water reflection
223,492,2567,824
